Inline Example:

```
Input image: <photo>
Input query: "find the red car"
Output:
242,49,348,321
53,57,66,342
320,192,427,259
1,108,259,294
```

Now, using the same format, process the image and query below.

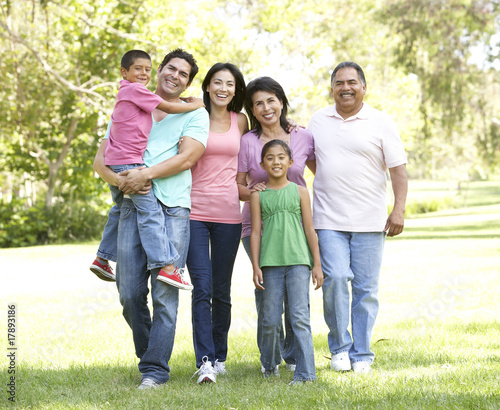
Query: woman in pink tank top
186,63,249,384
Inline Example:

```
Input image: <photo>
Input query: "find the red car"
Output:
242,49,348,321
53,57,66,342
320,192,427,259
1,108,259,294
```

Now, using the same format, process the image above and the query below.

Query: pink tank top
190,111,242,223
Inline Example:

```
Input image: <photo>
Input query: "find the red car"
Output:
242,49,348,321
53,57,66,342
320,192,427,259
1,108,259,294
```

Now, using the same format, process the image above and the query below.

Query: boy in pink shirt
90,50,203,290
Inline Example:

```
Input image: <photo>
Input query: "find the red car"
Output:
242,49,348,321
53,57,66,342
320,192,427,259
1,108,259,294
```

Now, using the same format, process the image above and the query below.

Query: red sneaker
157,267,193,291
90,258,116,282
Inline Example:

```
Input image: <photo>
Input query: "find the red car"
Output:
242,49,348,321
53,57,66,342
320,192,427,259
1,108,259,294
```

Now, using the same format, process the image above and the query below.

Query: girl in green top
250,139,323,383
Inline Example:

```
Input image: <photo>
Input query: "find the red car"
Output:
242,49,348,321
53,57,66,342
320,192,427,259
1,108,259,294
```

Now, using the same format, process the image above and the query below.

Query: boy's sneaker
157,268,193,291
213,360,227,375
286,363,296,372
194,356,216,384
352,361,371,374
331,351,351,372
90,259,115,282
262,365,280,378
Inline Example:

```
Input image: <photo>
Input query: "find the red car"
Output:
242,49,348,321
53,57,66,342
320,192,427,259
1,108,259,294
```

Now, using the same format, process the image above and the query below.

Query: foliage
377,0,500,177
0,197,108,248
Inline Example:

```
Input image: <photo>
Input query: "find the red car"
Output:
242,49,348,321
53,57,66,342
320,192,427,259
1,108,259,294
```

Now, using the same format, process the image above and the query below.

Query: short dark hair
261,139,293,162
158,48,199,85
331,61,366,86
121,50,151,71
202,63,246,114
244,77,289,137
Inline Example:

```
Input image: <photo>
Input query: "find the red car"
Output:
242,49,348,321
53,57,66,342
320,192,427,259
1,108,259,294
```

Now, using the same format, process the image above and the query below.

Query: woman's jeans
116,199,190,384
241,236,296,366
318,230,385,364
186,220,242,367
97,163,179,270
260,265,316,381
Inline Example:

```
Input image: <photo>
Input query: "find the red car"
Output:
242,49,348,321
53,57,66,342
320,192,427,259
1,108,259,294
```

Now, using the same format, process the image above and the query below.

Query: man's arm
384,164,408,237
118,136,205,194
93,140,122,187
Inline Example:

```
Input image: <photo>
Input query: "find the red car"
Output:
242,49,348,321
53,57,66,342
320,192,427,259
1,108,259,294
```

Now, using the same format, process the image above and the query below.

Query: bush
0,198,108,248
390,196,458,217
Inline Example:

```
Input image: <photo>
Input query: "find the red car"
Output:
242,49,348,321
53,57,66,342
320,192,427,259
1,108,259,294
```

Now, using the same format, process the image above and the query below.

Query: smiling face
121,58,152,86
331,67,366,119
206,69,236,109
251,91,283,128
260,144,293,179
156,57,192,99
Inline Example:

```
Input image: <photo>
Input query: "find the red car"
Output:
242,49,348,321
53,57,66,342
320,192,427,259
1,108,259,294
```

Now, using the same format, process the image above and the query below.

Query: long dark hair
202,63,246,114
244,76,289,137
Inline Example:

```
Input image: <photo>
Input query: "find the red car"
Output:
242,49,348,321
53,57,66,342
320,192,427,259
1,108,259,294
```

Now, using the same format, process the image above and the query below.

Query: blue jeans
98,163,179,270
186,220,242,367
318,230,385,364
260,265,316,381
116,198,190,384
241,236,295,366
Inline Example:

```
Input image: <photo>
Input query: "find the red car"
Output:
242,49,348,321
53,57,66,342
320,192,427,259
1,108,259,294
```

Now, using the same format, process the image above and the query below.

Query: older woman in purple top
237,76,315,374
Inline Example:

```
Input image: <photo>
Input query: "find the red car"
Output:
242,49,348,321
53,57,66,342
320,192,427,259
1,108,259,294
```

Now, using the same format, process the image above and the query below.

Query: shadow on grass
14,319,500,410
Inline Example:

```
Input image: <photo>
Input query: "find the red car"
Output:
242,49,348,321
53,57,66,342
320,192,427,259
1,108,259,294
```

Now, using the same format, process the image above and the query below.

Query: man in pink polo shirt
308,61,408,374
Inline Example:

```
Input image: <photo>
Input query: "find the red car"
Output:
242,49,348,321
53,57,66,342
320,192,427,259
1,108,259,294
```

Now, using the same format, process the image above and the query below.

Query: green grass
2,180,500,409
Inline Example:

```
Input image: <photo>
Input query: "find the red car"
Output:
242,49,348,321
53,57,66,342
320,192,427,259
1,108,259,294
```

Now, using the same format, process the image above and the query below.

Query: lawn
1,180,500,409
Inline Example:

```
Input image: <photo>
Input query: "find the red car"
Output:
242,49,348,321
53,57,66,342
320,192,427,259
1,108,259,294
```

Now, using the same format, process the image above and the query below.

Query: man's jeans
260,265,316,381
186,220,242,367
97,163,179,270
318,230,385,364
241,236,296,366
116,198,190,384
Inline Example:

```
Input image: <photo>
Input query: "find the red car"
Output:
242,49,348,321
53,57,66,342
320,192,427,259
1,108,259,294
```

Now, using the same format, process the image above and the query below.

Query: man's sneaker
352,361,371,374
214,360,227,375
138,377,161,390
193,356,216,384
262,364,280,378
331,351,351,372
286,363,296,372
157,267,193,291
90,258,115,282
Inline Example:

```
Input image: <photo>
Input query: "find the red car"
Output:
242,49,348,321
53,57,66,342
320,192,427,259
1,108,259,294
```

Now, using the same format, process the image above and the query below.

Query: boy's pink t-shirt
237,127,315,238
190,111,242,224
105,80,163,165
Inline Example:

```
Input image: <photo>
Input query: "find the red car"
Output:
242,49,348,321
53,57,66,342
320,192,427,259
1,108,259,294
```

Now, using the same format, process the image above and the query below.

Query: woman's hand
251,182,267,192
285,117,302,133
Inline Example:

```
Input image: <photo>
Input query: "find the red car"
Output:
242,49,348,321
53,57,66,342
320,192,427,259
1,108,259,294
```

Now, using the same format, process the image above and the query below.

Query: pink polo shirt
105,80,163,165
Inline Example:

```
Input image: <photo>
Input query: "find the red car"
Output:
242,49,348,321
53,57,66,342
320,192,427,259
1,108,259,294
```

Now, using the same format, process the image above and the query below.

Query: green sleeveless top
259,182,313,269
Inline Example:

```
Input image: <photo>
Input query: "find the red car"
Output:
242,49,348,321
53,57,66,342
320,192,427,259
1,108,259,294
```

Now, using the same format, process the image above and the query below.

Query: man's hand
384,208,404,237
118,166,151,195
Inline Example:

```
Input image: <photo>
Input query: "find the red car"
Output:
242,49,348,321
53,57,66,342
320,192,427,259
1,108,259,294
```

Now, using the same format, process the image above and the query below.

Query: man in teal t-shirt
94,48,209,389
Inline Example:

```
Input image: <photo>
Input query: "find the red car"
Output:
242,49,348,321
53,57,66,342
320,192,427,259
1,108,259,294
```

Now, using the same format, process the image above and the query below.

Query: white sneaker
331,351,352,372
286,363,296,372
138,377,161,390
352,361,371,373
213,360,227,375
194,356,216,384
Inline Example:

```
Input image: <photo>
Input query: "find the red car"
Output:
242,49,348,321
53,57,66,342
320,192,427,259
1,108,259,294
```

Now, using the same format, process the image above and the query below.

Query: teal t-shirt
143,108,209,209
104,107,209,209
